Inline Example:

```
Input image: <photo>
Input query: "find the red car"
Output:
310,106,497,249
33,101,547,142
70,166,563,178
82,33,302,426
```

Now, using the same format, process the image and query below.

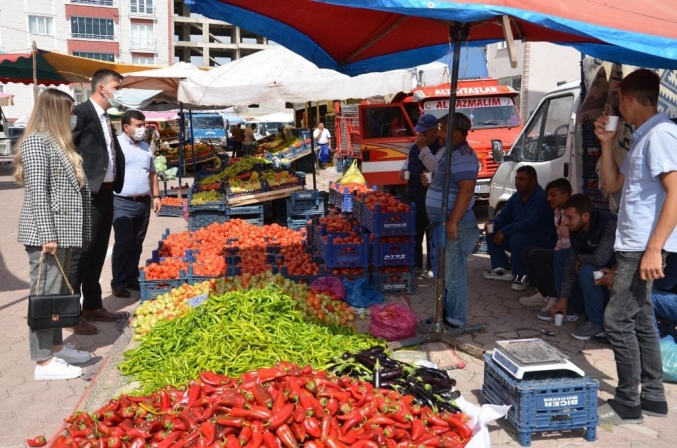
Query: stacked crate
187,188,227,231
286,190,325,230
226,205,265,226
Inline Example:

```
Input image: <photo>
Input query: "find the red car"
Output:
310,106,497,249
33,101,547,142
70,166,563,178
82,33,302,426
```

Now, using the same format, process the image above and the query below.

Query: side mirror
491,139,505,163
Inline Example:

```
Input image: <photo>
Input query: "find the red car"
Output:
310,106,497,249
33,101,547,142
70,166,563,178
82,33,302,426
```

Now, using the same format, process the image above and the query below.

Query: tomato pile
332,182,373,196
160,197,187,207
40,363,473,448
143,257,189,280
317,215,354,233
362,192,411,213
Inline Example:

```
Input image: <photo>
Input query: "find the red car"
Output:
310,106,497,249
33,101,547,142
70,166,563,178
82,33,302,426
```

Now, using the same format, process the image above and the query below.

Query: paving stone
0,417,44,437
9,380,49,396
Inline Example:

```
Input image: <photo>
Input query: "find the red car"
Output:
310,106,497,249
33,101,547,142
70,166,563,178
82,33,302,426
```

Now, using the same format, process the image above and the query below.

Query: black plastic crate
187,210,226,231
369,266,416,295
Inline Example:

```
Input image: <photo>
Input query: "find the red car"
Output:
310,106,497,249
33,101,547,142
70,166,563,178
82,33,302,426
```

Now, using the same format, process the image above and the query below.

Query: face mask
69,115,78,130
103,86,123,108
133,127,147,141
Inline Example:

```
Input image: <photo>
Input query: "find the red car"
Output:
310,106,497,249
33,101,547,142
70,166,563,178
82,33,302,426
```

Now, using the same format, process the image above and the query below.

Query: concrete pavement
0,162,675,447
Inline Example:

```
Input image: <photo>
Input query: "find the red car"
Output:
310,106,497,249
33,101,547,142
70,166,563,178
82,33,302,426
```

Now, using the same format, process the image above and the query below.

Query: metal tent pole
178,102,184,199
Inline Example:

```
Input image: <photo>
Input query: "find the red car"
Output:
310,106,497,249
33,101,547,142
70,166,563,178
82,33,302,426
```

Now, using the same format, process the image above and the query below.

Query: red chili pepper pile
40,362,473,448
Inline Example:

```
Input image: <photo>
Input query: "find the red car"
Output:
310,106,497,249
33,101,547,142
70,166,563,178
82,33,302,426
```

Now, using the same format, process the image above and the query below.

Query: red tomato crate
482,354,598,447
369,235,416,266
369,266,416,294
139,269,188,303
318,233,369,268
360,203,417,236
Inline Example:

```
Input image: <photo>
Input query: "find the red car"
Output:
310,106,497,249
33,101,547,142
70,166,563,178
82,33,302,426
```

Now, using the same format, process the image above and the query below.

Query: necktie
104,113,117,179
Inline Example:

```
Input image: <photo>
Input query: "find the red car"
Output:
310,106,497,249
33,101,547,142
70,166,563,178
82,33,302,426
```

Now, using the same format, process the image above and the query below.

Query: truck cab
335,79,523,197
189,113,227,148
0,107,15,164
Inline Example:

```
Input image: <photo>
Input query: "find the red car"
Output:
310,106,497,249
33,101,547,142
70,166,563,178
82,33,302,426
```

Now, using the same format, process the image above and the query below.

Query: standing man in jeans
595,69,677,423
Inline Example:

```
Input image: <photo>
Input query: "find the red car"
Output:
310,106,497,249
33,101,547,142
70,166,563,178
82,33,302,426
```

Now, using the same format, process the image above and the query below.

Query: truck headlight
478,161,482,172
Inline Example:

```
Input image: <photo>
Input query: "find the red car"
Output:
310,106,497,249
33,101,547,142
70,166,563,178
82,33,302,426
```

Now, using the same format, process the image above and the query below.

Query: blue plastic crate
287,217,311,231
187,188,226,213
360,202,416,236
318,233,369,268
329,184,354,211
286,199,324,218
188,210,226,231
157,204,186,218
369,267,416,295
146,248,194,265
226,205,264,216
482,354,598,447
139,269,187,303
369,235,416,266
291,190,321,202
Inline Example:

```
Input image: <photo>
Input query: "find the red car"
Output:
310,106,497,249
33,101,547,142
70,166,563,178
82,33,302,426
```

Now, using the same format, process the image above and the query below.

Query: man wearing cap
419,113,480,328
400,114,441,278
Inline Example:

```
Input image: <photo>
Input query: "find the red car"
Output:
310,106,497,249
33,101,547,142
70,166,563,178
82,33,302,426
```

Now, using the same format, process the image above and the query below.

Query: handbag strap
35,252,75,296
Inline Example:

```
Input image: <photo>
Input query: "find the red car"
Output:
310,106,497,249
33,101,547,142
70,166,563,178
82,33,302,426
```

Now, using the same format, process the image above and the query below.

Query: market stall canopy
177,46,414,106
252,112,294,123
0,49,157,86
143,111,181,122
185,0,677,74
122,62,205,95
121,89,164,110
0,92,14,107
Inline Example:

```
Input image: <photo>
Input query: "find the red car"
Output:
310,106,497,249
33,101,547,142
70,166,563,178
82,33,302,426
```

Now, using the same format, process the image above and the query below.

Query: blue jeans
578,264,610,327
486,230,555,276
430,220,480,326
652,290,677,321
604,251,665,407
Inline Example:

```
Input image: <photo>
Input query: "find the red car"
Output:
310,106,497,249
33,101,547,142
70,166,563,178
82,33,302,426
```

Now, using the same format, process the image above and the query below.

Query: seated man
520,178,572,309
484,165,556,291
652,253,677,324
545,194,617,340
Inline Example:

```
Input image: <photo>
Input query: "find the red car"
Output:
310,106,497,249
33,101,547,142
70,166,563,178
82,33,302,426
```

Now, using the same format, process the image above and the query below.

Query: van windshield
192,116,224,129
422,97,520,129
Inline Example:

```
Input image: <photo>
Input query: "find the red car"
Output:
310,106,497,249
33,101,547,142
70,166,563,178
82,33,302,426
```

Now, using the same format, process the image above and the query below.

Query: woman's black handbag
27,253,81,331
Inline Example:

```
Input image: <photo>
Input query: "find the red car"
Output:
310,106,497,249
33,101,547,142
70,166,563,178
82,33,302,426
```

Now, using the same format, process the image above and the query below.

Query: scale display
492,338,585,379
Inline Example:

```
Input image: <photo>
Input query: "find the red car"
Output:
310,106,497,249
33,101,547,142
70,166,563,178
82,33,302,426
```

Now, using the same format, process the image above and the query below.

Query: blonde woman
15,88,93,380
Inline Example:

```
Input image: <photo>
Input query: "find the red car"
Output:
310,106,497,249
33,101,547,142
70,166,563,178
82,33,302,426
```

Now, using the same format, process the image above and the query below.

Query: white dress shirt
90,99,116,183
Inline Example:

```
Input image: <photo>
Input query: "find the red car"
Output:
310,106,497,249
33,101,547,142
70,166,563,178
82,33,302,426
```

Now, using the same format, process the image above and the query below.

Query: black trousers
414,200,431,270
111,195,151,289
69,189,114,311
523,247,557,297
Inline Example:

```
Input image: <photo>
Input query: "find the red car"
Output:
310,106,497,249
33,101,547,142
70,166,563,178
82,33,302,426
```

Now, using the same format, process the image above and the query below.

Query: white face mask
103,85,123,108
128,126,146,141
69,115,78,130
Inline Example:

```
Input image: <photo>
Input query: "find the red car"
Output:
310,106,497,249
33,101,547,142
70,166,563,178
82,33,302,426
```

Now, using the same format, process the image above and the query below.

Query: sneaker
571,321,606,340
519,291,545,307
537,310,580,322
483,267,513,281
540,297,558,312
53,343,92,364
419,270,434,279
511,275,529,291
34,357,83,381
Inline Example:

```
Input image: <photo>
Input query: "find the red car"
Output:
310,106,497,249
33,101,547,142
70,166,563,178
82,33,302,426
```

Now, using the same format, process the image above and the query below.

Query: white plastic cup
403,170,410,180
486,223,495,234
424,172,433,183
593,271,604,281
554,313,564,326
605,116,619,131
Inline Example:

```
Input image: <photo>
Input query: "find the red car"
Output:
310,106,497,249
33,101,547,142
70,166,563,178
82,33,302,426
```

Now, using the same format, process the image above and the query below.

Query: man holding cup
399,114,442,278
594,68,677,424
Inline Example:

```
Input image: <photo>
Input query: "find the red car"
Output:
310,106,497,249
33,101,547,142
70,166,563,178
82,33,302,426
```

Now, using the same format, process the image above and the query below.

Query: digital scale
491,338,585,379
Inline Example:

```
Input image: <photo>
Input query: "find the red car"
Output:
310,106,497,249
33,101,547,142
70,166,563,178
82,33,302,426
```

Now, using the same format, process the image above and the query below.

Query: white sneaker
519,291,545,307
53,343,92,364
34,357,83,381
511,275,530,291
540,297,558,312
419,270,434,279
483,267,513,281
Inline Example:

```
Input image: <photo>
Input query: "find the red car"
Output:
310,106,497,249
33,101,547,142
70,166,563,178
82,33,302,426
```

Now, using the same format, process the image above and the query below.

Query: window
514,94,574,163
28,16,54,36
73,52,115,62
70,0,114,5
361,105,414,139
71,17,114,40
131,24,155,49
131,0,154,14
132,56,155,65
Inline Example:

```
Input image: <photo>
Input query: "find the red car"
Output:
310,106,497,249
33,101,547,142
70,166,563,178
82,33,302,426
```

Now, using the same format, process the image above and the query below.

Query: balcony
131,6,154,15
70,0,115,6
71,33,115,40
130,39,156,51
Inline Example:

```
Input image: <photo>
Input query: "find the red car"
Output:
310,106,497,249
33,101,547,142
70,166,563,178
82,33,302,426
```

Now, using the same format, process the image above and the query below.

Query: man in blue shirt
420,112,480,328
595,69,677,424
111,110,162,298
484,166,556,291
399,114,442,278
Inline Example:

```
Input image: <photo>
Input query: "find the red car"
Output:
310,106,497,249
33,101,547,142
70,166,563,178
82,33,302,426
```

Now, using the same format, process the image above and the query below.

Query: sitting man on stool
545,194,617,340
483,165,556,291
111,110,162,297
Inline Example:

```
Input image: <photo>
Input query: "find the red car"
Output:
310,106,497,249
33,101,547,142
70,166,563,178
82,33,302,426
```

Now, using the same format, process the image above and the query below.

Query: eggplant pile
327,346,462,413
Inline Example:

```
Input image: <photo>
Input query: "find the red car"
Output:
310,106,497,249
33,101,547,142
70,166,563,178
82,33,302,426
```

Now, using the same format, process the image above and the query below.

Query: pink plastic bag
370,303,418,341
310,276,346,301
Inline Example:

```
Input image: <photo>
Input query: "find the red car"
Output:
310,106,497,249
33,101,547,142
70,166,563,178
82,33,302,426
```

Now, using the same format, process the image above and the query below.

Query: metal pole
308,101,317,190
31,41,38,104
432,23,470,333
189,109,196,174
178,102,184,199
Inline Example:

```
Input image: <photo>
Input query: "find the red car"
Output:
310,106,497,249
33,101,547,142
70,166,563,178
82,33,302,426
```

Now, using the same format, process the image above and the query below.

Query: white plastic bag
456,395,511,448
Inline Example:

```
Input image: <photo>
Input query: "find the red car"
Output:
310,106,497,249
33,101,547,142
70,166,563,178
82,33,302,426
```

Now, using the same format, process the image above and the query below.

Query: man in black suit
69,69,128,335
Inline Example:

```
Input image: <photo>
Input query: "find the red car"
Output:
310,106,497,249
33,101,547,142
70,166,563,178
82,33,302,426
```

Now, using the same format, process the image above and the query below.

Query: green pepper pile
119,286,381,393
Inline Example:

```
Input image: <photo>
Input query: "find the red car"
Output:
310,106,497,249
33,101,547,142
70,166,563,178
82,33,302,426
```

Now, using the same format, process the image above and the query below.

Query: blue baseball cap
414,114,439,132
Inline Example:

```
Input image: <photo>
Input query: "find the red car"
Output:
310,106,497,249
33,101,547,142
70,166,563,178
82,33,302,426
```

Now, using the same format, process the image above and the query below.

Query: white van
488,81,582,218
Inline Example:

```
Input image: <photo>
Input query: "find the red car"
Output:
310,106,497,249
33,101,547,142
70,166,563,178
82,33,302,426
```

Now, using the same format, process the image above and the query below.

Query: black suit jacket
72,100,125,194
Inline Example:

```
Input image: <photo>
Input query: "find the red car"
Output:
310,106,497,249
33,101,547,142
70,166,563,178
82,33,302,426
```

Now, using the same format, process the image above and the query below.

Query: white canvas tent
178,46,414,106
250,112,294,123
123,62,203,95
